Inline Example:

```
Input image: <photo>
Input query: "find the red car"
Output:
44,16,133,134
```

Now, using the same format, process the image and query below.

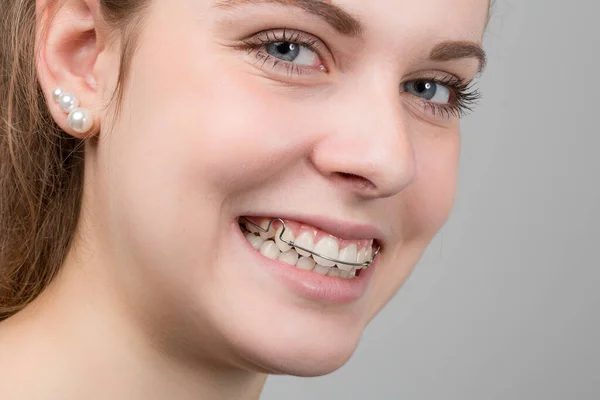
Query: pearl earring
52,88,94,135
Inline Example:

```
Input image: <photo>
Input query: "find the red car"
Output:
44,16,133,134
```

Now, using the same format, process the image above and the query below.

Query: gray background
263,0,600,398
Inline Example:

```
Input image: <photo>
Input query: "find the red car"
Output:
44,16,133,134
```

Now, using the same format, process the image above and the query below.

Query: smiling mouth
238,217,380,279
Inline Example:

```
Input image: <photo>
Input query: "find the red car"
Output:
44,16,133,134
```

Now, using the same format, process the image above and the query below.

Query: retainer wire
240,217,380,269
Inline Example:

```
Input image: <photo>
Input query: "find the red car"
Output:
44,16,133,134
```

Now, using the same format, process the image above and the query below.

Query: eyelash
242,29,324,77
412,76,482,119
241,29,481,119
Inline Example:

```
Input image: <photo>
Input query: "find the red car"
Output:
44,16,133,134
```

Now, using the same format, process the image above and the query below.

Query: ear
36,0,112,138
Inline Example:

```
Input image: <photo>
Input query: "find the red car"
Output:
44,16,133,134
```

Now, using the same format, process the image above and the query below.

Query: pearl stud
52,88,94,135
57,91,79,113
67,107,94,134
51,87,64,103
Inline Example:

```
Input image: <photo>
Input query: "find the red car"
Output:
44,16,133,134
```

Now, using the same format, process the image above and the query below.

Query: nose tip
309,126,416,199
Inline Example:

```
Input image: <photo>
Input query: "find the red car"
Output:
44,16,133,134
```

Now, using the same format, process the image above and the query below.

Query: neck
0,248,267,400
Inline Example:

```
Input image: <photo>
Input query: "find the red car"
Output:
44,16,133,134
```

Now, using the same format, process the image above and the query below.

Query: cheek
405,132,461,237
366,131,460,315
97,33,324,288
142,71,315,195
106,42,298,203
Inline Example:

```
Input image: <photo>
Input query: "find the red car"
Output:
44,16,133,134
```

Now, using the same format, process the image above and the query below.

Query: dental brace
240,217,380,269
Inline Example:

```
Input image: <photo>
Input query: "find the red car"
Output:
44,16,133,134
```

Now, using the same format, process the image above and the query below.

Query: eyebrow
214,0,487,72
430,41,487,72
214,0,364,36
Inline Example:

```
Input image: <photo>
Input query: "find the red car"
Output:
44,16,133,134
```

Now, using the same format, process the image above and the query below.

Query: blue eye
405,80,452,104
264,41,320,66
265,42,300,62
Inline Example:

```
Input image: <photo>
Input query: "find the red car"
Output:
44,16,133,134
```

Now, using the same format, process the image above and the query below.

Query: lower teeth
241,224,358,279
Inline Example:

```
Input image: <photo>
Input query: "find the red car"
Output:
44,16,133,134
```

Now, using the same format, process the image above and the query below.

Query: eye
264,42,320,66
241,30,328,76
404,80,452,104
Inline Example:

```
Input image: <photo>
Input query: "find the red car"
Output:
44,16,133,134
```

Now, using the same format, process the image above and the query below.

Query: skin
0,0,488,398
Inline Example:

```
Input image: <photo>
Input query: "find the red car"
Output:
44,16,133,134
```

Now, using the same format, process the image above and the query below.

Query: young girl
0,0,489,398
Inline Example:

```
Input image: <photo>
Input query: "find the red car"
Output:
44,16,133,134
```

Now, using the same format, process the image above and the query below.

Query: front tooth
313,264,330,275
312,236,339,267
365,244,373,261
296,257,315,271
340,271,352,279
259,220,276,239
336,244,357,271
278,249,299,265
294,232,314,257
327,268,341,277
356,247,367,265
260,240,281,260
275,225,294,252
245,233,265,250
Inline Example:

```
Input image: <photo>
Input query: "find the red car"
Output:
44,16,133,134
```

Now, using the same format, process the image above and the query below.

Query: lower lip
231,219,377,304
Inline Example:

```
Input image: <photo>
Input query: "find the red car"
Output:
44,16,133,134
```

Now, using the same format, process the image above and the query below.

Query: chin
193,281,369,378
234,330,362,377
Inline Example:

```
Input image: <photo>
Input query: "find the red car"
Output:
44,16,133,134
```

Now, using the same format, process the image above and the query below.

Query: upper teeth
293,232,314,257
312,236,338,268
258,220,277,239
241,218,375,279
336,244,357,272
275,225,294,252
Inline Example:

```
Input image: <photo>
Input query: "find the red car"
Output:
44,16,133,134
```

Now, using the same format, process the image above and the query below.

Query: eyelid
402,69,475,89
240,28,333,76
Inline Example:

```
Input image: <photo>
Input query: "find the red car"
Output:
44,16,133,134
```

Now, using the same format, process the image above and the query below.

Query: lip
232,218,379,304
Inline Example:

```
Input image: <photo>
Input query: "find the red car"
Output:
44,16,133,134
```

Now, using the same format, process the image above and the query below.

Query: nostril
334,172,375,191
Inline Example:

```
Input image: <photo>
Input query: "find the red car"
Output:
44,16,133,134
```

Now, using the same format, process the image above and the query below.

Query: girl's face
86,0,488,376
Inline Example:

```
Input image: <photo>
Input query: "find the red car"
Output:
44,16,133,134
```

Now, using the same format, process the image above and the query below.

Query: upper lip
239,212,385,247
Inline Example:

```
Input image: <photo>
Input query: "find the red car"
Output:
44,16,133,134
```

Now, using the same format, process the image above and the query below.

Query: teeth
275,225,294,252
296,256,316,271
340,270,352,279
336,244,357,271
260,240,280,260
245,233,265,250
278,249,299,266
312,237,338,267
259,220,276,239
327,268,341,278
356,247,367,264
241,217,372,279
293,232,314,257
365,245,373,262
313,264,330,275
245,221,261,234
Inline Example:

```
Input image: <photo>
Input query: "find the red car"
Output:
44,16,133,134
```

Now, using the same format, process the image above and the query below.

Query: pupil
276,43,295,54
414,80,436,100
416,81,432,93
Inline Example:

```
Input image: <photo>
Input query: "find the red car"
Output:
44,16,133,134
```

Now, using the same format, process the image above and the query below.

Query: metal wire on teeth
240,217,380,269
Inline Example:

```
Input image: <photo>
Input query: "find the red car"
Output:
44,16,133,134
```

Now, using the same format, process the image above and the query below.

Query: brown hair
0,0,149,321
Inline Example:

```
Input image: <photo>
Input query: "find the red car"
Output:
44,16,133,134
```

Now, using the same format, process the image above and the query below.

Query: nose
309,76,416,199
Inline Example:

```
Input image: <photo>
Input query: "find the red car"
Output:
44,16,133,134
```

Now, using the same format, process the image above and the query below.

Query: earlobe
36,0,108,138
